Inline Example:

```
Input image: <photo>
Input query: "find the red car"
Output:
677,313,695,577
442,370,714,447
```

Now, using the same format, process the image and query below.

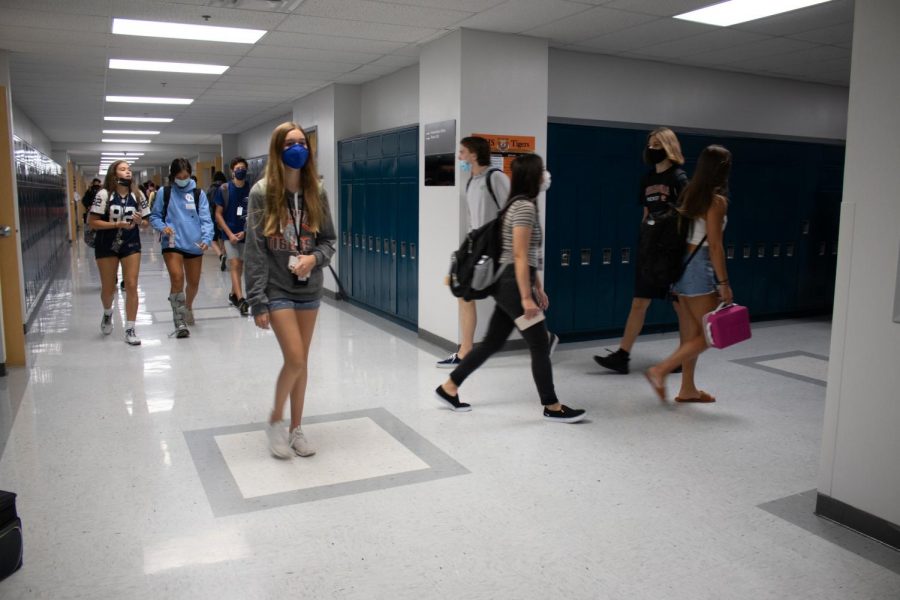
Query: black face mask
117,178,132,187
645,147,668,165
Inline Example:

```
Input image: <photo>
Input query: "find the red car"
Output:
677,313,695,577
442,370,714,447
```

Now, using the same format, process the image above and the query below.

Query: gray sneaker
100,313,113,335
184,308,195,326
290,427,316,457
266,420,293,459
124,328,141,346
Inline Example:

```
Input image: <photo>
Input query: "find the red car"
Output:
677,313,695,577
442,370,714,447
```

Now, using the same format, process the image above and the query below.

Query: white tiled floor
216,418,430,498
757,354,829,382
0,232,898,599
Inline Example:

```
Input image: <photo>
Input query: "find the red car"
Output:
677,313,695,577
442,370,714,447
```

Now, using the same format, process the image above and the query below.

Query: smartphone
515,311,545,331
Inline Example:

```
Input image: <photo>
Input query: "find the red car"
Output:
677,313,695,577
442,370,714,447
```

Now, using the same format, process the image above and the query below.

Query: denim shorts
269,297,321,312
672,247,717,297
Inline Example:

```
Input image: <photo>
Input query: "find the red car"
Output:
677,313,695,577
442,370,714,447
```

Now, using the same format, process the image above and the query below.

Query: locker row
544,123,844,337
337,126,419,325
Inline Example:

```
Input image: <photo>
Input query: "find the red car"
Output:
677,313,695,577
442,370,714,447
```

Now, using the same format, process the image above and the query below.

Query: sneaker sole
175,329,190,339
433,391,472,412
270,447,293,459
435,362,460,369
293,448,316,457
544,413,586,424
593,357,628,374
125,340,141,346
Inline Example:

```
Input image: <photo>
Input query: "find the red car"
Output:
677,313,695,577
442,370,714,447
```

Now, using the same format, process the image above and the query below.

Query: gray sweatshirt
244,180,336,315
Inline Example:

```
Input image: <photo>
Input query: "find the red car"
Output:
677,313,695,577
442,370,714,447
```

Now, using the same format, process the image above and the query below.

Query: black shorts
633,253,671,300
162,248,203,260
95,247,141,261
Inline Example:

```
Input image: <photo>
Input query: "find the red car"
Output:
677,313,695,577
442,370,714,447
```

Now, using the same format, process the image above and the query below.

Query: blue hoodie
149,180,214,255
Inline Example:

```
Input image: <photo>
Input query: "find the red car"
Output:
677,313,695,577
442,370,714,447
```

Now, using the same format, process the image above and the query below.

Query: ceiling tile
455,0,592,35
523,6,657,44
375,0,504,9
578,17,714,53
277,14,439,43
248,44,381,63
0,8,109,32
732,0,854,36
259,31,406,54
788,22,853,45
367,54,419,68
685,36,819,66
295,0,471,29
627,28,770,60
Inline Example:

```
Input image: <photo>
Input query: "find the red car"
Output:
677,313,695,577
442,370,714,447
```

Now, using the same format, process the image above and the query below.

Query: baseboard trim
815,492,900,551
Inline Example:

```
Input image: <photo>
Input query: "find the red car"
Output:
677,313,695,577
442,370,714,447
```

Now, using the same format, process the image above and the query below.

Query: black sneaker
593,348,630,374
239,299,249,316
434,385,471,412
543,404,586,423
220,254,227,271
228,293,240,308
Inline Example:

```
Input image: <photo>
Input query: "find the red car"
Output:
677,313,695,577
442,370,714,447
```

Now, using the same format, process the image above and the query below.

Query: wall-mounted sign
471,133,535,178
424,119,456,186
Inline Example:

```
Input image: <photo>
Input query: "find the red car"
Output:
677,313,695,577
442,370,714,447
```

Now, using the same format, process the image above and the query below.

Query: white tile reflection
142,529,249,575
147,397,175,414
143,357,172,376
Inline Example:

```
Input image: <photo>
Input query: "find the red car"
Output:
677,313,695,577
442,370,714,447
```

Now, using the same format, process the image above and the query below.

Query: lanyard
290,192,304,252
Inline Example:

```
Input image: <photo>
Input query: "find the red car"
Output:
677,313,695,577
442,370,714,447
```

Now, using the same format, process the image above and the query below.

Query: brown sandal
675,391,716,403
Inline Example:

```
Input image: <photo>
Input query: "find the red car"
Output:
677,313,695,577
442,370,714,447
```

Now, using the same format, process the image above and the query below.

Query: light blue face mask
174,178,191,188
458,160,471,173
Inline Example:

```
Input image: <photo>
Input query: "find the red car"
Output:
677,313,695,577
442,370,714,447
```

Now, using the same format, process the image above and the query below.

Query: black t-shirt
90,189,150,253
638,166,689,218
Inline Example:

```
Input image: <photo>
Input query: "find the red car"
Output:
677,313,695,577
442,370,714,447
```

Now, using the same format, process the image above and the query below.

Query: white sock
126,321,135,330
103,308,113,316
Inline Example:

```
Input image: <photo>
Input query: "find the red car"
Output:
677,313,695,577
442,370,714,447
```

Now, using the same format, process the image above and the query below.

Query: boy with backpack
437,137,511,368
214,157,251,315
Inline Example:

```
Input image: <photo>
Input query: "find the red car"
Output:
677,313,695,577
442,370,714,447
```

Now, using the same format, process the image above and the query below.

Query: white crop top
687,216,727,246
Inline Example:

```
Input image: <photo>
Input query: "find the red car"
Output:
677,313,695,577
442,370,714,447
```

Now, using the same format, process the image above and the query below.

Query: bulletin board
471,133,536,177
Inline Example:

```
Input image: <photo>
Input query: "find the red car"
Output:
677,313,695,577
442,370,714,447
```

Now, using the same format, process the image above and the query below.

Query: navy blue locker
351,181,367,305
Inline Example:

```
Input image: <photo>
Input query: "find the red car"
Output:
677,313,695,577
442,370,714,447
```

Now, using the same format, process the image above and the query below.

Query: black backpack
638,207,705,289
466,167,502,210
448,196,523,300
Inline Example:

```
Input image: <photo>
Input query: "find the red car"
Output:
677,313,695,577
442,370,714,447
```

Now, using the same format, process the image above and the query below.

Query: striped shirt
500,197,542,268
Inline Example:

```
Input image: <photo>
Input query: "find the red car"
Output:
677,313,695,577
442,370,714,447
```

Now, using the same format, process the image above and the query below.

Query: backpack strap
220,183,229,212
162,186,171,221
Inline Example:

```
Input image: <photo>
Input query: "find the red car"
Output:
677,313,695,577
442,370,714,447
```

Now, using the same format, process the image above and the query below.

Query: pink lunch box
703,303,751,349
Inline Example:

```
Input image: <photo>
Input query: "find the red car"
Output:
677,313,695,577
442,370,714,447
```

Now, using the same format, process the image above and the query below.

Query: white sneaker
266,420,293,459
290,427,316,457
124,328,141,346
100,313,113,335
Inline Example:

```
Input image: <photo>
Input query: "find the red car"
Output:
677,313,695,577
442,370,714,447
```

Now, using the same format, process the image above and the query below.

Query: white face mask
540,170,552,192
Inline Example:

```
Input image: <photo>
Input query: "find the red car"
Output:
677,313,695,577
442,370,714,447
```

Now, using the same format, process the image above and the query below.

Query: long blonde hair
262,122,323,237
645,127,685,165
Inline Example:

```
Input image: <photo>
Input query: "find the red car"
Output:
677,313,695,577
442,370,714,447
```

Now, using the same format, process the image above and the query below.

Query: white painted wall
11,102,52,157
361,65,419,134
236,113,291,160
549,49,849,142
459,29,549,342
418,31,462,342
818,0,900,526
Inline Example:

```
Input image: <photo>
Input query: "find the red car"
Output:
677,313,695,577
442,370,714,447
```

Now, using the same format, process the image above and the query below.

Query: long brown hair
102,160,144,202
262,122,323,237
678,145,731,219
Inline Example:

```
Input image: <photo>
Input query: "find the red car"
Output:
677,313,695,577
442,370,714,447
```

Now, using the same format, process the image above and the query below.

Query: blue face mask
282,143,309,170
458,160,471,173
174,177,191,188
233,168,247,181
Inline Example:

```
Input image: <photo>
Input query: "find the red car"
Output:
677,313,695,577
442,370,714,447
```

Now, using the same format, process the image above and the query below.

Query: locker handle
742,244,751,259
726,244,735,260
620,247,630,264
560,249,570,267
772,243,781,258
757,243,766,259
802,220,811,235
786,242,795,258
410,243,416,260
818,241,826,256
602,248,612,265
383,238,390,254
391,239,397,257
580,248,591,266
375,237,381,253
354,233,360,248
400,241,407,258
342,231,348,247
368,235,374,252
831,241,838,256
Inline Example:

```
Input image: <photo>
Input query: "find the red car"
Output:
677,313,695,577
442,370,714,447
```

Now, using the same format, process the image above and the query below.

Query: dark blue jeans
450,267,558,406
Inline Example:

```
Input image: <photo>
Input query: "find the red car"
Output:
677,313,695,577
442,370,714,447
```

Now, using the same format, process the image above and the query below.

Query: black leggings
450,267,557,406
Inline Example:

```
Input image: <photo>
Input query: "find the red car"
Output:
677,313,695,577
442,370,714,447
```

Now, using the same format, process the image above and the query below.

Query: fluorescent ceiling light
106,96,193,105
102,139,152,143
112,18,266,44
102,129,160,135
105,116,174,123
109,59,228,75
102,152,144,156
674,0,833,26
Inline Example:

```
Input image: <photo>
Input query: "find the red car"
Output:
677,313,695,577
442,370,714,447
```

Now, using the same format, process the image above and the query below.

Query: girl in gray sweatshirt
244,122,336,460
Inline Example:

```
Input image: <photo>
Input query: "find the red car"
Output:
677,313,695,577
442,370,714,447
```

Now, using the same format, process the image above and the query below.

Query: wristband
716,280,729,286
